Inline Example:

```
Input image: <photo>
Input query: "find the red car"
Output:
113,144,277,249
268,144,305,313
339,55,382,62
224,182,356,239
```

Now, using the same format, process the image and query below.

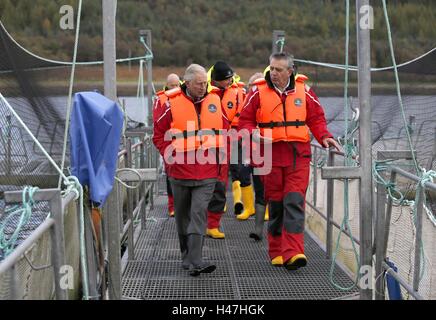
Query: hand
322,137,341,152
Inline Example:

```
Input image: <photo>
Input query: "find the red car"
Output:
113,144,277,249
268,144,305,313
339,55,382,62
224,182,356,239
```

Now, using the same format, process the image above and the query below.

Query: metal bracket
116,168,157,182
321,166,362,179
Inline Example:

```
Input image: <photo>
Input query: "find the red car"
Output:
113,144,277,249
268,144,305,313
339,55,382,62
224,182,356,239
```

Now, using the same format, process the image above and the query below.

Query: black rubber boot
187,234,216,276
249,203,266,241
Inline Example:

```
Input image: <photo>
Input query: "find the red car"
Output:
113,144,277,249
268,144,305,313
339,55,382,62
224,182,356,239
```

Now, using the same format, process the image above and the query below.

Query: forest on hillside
1,0,435,69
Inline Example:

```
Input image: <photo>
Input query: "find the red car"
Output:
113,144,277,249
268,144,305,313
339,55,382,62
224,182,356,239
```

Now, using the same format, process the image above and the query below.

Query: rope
373,160,405,205
374,162,436,284
115,168,142,189
329,0,360,291
0,86,90,301
63,175,89,300
139,37,154,60
293,47,436,72
1,18,435,73
62,2,87,299
382,0,420,175
136,59,147,124
275,38,285,53
0,187,41,258
0,20,152,70
59,0,83,188
417,169,436,228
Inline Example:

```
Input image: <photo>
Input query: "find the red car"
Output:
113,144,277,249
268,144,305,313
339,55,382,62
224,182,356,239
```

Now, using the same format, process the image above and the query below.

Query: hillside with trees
1,0,435,69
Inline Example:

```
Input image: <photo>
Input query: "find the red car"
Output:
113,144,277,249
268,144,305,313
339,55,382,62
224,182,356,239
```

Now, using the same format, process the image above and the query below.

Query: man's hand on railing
322,137,342,153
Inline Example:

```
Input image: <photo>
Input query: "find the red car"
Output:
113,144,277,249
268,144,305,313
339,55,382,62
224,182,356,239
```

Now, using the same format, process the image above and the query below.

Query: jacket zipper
196,104,201,146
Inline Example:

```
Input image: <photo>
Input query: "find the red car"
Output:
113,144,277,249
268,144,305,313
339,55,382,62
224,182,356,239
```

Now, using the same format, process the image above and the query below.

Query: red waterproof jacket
153,84,230,180
238,72,332,167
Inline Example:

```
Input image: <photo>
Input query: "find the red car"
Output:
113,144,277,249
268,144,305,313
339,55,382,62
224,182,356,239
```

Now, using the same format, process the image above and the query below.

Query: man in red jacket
238,52,340,270
153,64,229,276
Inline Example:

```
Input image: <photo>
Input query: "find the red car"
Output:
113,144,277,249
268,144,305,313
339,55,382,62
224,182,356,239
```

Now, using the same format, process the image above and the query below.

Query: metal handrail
0,188,77,300
375,164,435,300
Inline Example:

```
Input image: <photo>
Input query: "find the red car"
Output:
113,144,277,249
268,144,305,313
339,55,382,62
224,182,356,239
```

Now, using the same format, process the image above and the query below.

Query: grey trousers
170,178,216,236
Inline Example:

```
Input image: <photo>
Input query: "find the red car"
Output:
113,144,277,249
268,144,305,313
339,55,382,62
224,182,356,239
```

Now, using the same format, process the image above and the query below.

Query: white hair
269,52,294,69
184,64,206,82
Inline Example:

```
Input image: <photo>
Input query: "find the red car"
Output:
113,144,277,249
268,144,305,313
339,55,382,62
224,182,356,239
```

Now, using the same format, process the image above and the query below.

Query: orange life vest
221,82,245,127
166,87,224,152
155,90,169,107
256,75,310,143
153,90,168,124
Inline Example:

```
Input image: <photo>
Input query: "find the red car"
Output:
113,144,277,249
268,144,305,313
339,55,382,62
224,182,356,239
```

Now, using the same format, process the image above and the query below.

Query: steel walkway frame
122,192,358,300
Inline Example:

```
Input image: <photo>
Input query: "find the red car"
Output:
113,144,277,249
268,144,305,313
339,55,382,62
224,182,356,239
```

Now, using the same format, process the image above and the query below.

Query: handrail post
140,139,147,230
83,203,99,299
313,147,318,207
326,150,335,260
50,190,68,300
375,154,387,300
106,183,121,300
125,138,135,260
102,0,117,101
382,171,396,263
413,185,424,292
356,0,373,300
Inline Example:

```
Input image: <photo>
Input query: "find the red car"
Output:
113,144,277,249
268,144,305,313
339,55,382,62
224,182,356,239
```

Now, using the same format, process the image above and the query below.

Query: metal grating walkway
122,186,358,300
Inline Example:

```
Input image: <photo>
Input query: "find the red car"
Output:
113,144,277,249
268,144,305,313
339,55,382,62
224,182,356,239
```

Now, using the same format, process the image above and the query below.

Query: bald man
154,74,182,217
165,73,181,90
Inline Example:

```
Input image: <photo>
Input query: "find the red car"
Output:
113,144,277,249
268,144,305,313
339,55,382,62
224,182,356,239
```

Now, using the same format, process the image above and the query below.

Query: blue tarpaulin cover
386,259,403,300
70,92,123,206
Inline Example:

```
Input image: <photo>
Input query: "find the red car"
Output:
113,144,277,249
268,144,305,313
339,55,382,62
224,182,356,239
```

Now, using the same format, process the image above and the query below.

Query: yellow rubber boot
232,181,243,215
271,256,283,267
207,228,225,239
237,185,255,220
285,254,307,270
264,205,269,221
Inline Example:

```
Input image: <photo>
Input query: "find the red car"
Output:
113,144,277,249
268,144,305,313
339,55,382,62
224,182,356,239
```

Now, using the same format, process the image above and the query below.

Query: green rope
0,187,41,258
329,0,360,291
58,0,83,189
374,161,436,282
139,37,154,61
275,38,285,53
382,0,436,279
41,0,89,300
373,160,406,205
0,89,89,301
406,169,436,281
54,0,91,300
381,0,420,176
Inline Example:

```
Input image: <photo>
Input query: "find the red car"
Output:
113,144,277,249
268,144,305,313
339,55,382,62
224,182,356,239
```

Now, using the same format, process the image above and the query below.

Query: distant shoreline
2,65,435,97
2,82,435,97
